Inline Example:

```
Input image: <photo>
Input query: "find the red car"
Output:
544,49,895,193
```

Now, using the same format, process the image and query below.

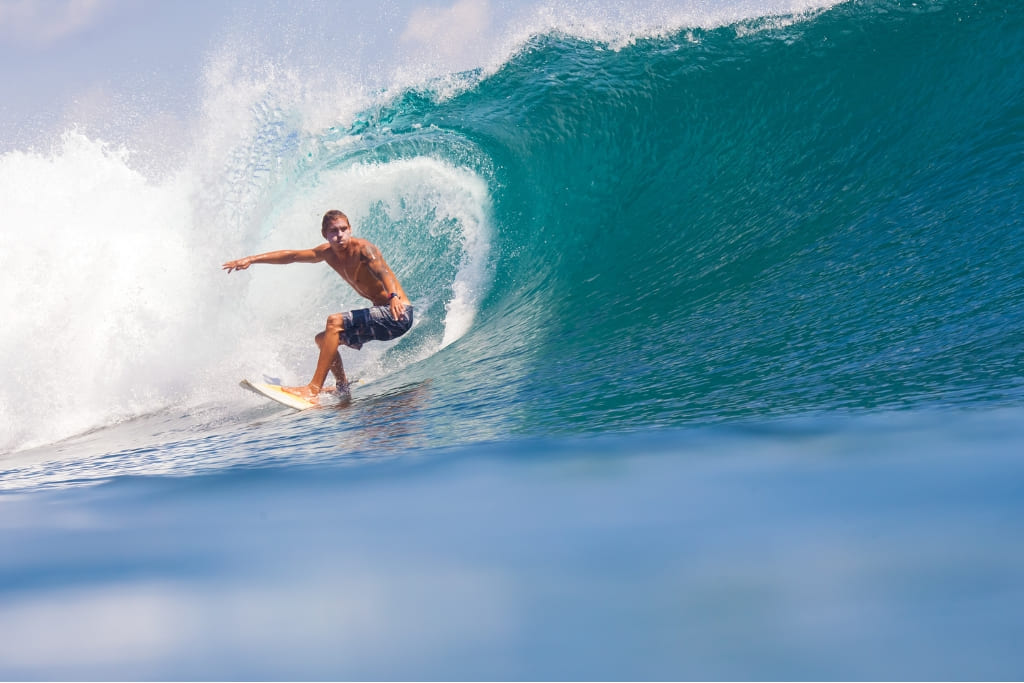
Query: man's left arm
362,243,407,319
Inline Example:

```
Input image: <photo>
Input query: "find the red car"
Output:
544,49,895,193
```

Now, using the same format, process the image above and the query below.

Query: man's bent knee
325,313,344,332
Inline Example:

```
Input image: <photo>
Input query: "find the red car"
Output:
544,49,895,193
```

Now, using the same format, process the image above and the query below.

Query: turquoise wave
295,0,1024,435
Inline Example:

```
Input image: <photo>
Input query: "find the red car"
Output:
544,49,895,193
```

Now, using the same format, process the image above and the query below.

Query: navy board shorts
340,304,414,350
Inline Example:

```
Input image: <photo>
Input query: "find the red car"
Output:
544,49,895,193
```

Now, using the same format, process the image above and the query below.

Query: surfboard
240,379,317,410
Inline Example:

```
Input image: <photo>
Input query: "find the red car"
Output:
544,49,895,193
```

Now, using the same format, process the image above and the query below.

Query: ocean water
2,0,1024,678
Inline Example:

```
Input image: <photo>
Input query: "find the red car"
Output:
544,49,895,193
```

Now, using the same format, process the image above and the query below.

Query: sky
0,0,527,152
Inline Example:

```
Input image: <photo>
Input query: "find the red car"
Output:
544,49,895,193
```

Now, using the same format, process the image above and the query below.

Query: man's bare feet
282,384,321,402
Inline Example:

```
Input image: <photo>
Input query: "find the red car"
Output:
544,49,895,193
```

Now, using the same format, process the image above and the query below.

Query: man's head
322,210,352,247
322,210,349,231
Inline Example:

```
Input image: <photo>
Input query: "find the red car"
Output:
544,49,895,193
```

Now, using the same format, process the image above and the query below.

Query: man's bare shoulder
352,238,383,260
313,242,346,268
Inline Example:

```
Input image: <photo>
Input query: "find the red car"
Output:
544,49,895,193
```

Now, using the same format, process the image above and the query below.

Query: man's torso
321,239,406,306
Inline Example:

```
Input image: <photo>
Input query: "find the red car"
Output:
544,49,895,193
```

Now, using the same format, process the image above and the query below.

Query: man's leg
284,313,345,400
314,330,349,388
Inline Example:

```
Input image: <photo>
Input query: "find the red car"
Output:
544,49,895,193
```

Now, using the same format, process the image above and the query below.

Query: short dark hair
322,210,349,231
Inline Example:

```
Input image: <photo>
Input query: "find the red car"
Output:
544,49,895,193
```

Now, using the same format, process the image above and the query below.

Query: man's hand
389,295,406,321
223,257,253,273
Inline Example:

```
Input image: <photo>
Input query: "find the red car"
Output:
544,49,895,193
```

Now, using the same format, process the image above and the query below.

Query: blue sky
0,0,532,150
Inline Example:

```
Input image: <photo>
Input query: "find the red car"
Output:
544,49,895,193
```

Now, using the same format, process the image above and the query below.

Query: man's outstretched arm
223,245,327,273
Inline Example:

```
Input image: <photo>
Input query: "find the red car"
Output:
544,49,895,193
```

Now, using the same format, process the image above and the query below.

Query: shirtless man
223,210,412,402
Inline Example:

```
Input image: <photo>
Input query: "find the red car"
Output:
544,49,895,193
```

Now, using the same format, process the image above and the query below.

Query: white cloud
399,0,492,63
0,0,113,46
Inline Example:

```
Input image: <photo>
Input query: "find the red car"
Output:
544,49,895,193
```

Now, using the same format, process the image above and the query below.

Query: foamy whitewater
1,0,1023,678
0,110,491,452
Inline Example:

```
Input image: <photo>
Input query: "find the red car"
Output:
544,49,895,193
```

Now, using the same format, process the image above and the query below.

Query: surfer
223,210,412,402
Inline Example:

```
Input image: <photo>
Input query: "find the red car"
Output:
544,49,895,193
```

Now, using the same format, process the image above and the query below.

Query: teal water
305,0,1024,436
2,0,1023,678
421,0,1024,428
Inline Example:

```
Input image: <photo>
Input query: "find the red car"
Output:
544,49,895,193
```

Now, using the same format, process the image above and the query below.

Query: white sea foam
389,0,846,101
0,132,199,452
0,80,491,454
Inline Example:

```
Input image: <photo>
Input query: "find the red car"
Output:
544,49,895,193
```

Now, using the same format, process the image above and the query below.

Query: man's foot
282,384,321,402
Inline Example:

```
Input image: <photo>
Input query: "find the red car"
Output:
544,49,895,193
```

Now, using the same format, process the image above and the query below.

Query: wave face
406,0,1024,435
2,0,1022,453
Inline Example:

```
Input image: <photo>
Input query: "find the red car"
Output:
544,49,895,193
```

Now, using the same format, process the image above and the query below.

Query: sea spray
0,133,197,450
1,91,493,454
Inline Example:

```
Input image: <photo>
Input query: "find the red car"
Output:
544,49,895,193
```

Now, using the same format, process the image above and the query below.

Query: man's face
322,217,352,247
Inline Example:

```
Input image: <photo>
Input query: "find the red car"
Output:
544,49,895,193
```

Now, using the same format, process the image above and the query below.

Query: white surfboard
240,379,317,411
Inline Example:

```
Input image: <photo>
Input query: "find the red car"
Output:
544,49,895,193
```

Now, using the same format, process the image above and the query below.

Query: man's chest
327,252,367,281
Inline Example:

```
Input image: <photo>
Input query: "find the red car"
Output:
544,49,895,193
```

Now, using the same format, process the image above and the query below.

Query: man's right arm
223,245,327,273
